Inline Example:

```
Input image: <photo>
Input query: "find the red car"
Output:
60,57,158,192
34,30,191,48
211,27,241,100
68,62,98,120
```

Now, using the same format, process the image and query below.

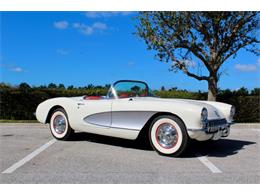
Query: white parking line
2,139,56,174
195,153,222,173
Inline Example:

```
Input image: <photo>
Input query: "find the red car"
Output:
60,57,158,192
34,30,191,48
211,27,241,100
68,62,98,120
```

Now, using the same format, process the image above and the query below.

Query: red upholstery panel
84,96,102,100
119,93,129,98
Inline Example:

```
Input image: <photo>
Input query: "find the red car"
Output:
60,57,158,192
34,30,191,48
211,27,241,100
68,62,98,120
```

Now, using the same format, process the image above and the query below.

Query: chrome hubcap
53,115,66,134
156,123,178,149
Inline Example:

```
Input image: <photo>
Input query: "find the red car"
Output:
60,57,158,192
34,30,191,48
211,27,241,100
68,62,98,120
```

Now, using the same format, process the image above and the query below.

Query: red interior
84,96,102,100
119,93,129,98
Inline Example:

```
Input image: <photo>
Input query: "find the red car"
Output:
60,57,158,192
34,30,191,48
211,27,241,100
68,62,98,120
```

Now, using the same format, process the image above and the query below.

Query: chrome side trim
82,122,141,131
84,111,156,131
111,111,156,131
84,112,111,127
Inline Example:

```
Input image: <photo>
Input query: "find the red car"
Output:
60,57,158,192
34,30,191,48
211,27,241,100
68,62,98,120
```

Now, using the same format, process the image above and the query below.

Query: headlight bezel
230,106,236,121
201,107,208,129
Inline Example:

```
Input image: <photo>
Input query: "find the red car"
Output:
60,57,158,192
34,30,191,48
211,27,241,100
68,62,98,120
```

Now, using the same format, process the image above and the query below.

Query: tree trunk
207,76,217,101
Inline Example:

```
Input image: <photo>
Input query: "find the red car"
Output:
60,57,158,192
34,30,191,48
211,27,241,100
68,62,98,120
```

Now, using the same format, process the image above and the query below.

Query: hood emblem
214,110,220,117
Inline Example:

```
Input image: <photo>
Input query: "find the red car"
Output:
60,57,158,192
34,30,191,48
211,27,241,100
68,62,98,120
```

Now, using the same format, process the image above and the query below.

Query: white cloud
183,60,196,68
257,58,260,66
176,60,196,68
235,64,257,72
54,21,69,29
73,23,80,28
73,22,107,36
85,11,133,18
10,67,23,72
92,22,107,30
1,64,24,72
234,59,260,72
73,23,93,35
127,61,135,67
57,49,69,55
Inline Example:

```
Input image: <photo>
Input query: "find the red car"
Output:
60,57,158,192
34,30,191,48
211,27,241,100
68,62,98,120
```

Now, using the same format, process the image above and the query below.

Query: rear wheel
49,108,74,140
149,115,189,157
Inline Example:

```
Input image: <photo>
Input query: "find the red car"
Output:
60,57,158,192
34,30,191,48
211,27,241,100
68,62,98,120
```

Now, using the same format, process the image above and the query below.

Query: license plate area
205,119,228,134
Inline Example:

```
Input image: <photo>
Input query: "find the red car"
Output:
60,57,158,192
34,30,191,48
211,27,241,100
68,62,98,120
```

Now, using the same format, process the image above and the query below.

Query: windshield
110,80,153,99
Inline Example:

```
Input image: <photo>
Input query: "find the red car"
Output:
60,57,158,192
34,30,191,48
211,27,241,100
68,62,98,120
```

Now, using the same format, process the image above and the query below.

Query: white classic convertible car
36,80,235,156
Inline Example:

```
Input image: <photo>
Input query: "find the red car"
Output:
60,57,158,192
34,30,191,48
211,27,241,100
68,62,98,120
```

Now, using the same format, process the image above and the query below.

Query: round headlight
201,108,208,121
230,106,235,121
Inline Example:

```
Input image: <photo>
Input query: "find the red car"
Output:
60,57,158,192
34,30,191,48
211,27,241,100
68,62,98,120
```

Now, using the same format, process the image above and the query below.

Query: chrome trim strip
84,111,156,131
83,122,141,131
111,111,156,130
84,112,111,127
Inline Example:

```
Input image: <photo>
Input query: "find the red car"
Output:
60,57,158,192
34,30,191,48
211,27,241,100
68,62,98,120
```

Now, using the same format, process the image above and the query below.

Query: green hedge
217,96,260,123
0,83,259,122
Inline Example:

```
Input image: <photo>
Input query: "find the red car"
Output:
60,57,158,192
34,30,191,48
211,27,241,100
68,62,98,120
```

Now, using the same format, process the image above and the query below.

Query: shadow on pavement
69,131,153,151
184,139,256,158
69,132,256,158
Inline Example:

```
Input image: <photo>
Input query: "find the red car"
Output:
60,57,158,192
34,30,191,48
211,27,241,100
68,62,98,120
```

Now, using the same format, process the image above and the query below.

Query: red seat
119,93,129,98
84,96,102,100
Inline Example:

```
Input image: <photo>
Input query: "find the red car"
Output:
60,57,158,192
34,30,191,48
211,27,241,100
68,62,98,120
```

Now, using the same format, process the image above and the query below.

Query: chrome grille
206,118,228,133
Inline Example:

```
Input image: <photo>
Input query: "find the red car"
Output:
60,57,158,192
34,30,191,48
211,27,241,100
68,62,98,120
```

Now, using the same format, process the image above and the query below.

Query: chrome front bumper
204,118,229,135
188,119,232,141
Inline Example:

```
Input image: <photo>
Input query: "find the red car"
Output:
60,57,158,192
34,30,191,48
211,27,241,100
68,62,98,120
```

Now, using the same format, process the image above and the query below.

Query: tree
58,84,65,89
48,83,57,89
67,85,74,90
19,82,31,91
251,88,260,96
86,84,94,89
105,84,111,89
0,83,11,90
136,12,259,101
38,85,47,89
131,85,141,93
161,86,165,91
235,87,249,96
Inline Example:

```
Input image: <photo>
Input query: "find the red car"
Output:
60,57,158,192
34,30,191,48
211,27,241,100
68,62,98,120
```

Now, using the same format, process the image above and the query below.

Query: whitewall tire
49,108,74,140
149,115,189,157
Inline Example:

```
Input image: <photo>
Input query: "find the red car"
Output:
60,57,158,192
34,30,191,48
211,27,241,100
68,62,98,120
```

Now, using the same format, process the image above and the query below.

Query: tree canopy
136,12,259,101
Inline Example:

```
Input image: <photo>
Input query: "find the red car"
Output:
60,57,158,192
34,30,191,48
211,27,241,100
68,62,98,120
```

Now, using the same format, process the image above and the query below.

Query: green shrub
218,96,260,123
0,83,259,122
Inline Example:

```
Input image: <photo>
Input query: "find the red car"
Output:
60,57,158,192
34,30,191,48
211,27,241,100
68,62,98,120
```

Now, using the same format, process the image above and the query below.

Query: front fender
36,97,76,124
36,100,52,123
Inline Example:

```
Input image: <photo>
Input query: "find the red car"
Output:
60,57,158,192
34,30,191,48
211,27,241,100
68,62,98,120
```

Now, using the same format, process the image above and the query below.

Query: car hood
131,97,225,120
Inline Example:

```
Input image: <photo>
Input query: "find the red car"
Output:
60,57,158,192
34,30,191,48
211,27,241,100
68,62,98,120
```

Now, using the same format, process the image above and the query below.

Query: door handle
77,103,85,106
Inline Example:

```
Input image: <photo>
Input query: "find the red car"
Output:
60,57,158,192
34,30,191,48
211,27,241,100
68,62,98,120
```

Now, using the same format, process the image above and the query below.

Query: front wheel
49,108,74,140
149,115,189,157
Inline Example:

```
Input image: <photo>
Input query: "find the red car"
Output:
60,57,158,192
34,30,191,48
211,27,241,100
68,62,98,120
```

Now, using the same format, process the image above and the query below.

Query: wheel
49,108,74,140
149,115,189,157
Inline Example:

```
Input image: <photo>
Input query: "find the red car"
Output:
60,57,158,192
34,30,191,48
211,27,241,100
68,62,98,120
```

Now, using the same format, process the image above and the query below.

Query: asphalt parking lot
0,123,259,183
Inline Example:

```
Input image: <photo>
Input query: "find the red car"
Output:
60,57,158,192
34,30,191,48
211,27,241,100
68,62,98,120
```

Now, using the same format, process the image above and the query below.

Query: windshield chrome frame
107,80,149,99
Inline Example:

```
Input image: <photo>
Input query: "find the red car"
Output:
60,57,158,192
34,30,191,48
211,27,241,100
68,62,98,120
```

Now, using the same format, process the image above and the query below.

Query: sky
0,11,259,91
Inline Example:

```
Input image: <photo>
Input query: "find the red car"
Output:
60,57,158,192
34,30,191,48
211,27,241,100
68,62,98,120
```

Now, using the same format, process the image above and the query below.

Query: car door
111,98,156,131
71,99,112,134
